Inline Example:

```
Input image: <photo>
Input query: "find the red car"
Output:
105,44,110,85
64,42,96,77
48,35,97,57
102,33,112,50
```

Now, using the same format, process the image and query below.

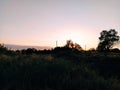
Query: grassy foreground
0,49,120,90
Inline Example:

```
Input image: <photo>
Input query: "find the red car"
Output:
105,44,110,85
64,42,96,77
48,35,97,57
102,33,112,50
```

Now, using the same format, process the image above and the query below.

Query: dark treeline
0,29,120,90
0,42,120,90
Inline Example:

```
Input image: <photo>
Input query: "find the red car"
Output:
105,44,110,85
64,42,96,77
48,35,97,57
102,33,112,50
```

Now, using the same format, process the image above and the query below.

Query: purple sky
0,0,120,49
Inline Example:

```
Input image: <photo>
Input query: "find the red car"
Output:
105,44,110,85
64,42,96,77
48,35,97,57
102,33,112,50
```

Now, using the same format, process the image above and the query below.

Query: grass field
0,47,120,90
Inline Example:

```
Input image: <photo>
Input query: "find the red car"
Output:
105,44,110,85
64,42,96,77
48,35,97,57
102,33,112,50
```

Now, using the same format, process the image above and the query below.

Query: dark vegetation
97,29,119,52
0,29,120,90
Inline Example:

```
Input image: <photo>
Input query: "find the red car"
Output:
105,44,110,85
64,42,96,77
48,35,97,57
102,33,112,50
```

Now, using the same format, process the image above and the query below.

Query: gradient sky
0,0,120,49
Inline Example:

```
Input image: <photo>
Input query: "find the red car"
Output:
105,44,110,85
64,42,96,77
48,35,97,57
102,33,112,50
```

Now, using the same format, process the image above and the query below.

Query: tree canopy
97,29,120,52
65,40,83,51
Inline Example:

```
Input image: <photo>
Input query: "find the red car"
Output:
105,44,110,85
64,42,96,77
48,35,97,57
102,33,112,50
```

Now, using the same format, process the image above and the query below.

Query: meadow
0,46,120,90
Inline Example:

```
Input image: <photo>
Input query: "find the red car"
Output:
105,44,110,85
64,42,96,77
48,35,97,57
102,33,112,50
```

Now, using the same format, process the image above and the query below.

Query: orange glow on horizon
0,25,99,50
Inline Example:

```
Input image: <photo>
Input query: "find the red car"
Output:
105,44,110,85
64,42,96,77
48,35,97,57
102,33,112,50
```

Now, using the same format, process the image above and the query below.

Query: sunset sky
0,0,120,49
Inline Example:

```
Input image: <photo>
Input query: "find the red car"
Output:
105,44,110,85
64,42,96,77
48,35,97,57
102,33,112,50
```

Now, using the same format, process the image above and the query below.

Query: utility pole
56,41,58,47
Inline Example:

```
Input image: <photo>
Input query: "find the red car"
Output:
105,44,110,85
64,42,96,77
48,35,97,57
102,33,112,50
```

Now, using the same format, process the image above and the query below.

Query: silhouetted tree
0,44,8,53
21,48,37,54
97,29,119,52
65,40,74,48
74,43,83,51
25,48,37,54
65,40,83,51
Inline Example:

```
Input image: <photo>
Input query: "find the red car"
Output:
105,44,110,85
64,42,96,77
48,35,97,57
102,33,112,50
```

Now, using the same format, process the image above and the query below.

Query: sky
0,0,120,49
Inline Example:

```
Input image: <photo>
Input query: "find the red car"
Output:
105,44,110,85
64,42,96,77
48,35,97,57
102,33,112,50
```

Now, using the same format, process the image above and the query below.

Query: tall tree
97,29,119,52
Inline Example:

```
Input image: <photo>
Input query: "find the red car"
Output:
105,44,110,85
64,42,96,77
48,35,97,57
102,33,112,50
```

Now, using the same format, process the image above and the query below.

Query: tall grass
0,52,120,90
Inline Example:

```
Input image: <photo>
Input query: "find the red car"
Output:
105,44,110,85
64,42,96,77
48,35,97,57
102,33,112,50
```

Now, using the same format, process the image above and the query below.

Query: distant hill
3,44,52,50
